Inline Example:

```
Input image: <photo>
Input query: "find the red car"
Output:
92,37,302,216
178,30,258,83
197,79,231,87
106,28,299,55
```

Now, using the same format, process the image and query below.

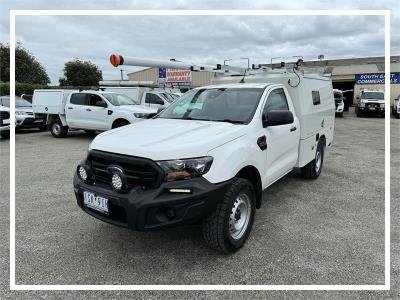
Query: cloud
0,0,397,84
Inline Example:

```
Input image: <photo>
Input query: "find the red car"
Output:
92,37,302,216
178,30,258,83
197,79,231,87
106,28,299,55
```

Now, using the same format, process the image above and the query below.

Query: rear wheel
301,139,325,179
50,119,68,138
202,178,256,254
396,113,400,119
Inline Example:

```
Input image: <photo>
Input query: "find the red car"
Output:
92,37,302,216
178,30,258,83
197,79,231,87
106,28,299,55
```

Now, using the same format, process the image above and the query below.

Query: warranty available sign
355,73,400,84
159,68,192,86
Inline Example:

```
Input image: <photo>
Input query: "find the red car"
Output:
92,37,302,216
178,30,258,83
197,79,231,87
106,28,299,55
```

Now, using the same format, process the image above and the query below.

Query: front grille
87,150,164,190
0,111,10,120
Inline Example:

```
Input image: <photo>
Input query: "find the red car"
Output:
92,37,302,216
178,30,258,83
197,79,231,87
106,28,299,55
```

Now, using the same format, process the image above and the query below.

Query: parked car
74,58,335,253
2,96,47,130
0,105,10,138
333,89,345,117
355,90,385,117
32,90,158,138
0,95,47,131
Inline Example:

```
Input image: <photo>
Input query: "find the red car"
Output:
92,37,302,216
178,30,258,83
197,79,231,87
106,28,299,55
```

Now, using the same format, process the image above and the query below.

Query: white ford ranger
356,90,385,118
33,90,158,138
73,56,335,253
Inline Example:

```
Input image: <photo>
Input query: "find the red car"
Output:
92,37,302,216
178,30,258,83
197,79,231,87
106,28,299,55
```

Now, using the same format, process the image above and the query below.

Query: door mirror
96,101,107,108
154,98,165,105
262,110,294,127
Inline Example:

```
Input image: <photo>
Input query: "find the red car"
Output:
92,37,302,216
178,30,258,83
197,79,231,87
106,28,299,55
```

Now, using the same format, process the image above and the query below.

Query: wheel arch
111,118,130,129
235,165,263,209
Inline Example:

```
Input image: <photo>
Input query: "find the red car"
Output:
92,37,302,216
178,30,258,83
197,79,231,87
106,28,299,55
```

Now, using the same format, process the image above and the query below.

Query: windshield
157,87,264,124
362,92,384,100
0,96,31,107
102,93,139,105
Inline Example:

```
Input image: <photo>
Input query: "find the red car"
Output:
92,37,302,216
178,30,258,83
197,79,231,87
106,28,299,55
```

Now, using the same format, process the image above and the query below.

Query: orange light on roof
110,54,122,67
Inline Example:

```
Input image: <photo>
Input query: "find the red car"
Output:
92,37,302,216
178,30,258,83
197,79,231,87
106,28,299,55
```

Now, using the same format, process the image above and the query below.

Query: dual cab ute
356,90,385,117
33,90,158,137
74,56,335,253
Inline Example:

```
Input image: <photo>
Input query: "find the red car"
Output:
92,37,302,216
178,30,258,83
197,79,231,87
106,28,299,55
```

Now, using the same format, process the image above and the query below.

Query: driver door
85,94,109,130
262,88,300,186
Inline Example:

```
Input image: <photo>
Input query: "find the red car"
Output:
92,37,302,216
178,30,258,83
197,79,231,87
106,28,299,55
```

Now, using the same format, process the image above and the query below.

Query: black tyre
396,113,400,119
202,178,256,254
339,112,343,118
1,131,10,139
112,119,130,129
301,139,325,179
50,119,68,138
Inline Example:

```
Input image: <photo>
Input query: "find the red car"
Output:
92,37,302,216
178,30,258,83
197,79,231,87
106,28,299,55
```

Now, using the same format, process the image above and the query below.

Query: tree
59,59,102,86
0,42,50,84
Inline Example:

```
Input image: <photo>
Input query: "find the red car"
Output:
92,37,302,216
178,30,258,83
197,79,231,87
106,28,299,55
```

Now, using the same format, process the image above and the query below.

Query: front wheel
301,139,325,179
202,178,256,254
50,119,68,138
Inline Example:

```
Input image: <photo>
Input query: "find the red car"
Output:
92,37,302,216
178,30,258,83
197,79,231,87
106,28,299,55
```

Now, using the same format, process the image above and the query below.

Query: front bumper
358,106,385,114
73,174,232,230
0,119,10,132
16,116,46,128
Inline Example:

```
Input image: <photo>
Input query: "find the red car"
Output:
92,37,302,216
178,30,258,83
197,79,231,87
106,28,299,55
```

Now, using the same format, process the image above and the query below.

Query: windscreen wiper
213,119,244,124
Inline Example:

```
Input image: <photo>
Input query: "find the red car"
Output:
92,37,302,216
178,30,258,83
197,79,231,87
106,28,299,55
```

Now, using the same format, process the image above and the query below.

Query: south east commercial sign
159,68,192,86
355,73,400,84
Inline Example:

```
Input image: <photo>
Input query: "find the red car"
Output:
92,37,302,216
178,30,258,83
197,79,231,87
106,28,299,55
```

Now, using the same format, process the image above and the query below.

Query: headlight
380,104,385,108
359,102,365,108
134,113,149,118
157,156,213,181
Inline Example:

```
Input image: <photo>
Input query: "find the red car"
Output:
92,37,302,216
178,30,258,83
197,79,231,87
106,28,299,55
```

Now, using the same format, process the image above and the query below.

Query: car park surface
0,114,399,299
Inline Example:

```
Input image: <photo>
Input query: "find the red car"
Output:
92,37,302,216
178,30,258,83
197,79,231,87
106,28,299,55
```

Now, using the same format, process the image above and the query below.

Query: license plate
83,191,109,214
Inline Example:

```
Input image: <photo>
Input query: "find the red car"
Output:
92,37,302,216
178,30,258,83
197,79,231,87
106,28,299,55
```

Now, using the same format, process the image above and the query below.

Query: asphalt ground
0,113,399,299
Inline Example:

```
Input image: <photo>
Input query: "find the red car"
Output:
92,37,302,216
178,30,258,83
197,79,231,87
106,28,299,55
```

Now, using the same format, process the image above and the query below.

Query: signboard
159,68,192,86
355,72,400,84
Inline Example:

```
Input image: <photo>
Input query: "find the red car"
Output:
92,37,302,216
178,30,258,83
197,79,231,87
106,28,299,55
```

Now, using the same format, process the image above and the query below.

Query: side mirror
155,99,165,105
97,101,107,108
263,110,294,127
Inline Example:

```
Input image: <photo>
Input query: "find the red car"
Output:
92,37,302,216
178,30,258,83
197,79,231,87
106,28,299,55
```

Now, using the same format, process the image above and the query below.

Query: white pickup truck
74,56,335,253
100,86,177,110
33,90,158,138
356,90,385,118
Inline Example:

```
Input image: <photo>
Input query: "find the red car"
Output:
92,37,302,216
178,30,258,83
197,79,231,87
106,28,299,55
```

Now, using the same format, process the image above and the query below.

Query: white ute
99,84,177,110
73,55,335,253
333,89,345,117
32,89,158,138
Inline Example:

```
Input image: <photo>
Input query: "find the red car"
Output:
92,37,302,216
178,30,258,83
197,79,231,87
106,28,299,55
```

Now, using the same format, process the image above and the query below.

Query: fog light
111,173,123,191
77,164,92,182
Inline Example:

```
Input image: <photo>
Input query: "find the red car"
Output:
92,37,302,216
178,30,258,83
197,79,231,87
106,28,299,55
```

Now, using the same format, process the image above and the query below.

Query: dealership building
127,56,400,109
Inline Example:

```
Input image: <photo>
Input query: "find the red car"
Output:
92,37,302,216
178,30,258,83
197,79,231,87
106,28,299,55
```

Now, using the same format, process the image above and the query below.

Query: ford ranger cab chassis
74,56,335,253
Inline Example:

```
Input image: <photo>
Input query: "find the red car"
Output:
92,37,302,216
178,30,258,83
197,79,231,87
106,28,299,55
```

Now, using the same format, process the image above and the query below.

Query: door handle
290,126,297,132
86,108,91,111
67,107,73,110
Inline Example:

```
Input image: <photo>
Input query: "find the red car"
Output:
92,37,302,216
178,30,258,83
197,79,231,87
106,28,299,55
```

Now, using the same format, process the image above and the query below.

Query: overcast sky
1,0,399,84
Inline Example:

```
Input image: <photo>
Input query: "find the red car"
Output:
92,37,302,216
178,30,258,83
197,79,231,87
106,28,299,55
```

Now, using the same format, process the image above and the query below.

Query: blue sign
355,73,400,84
